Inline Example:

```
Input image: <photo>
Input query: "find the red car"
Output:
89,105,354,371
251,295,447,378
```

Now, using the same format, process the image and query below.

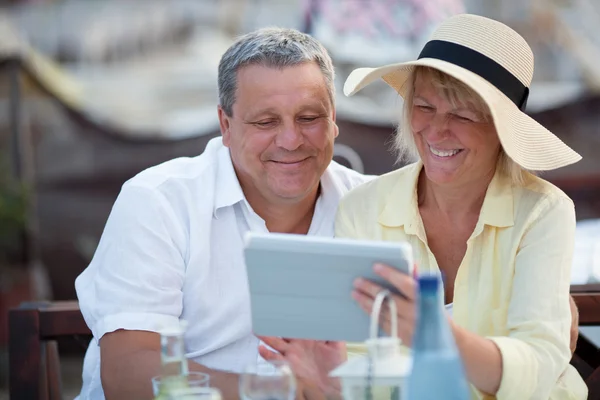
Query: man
74,27,369,400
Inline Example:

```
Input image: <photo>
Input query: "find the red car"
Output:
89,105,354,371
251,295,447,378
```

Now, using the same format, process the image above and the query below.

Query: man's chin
263,172,323,202
268,184,320,203
272,189,315,202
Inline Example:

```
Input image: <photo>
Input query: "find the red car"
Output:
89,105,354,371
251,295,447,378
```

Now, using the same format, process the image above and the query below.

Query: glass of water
168,387,222,400
239,360,296,400
152,372,210,397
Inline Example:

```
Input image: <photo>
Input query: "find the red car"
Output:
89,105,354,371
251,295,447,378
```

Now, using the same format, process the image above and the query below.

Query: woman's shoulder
512,174,575,224
516,173,574,208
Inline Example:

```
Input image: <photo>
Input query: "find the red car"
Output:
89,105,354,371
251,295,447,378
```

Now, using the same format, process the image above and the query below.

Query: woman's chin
422,165,461,186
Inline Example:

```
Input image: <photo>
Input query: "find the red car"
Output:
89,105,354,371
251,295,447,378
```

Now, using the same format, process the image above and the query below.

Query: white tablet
243,232,413,342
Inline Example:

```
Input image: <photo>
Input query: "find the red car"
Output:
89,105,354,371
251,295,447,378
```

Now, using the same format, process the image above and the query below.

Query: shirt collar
214,144,245,214
478,167,514,228
321,163,356,211
308,163,352,235
377,162,422,231
377,160,514,230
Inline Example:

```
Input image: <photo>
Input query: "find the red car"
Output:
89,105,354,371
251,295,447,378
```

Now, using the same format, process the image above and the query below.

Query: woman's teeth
430,147,461,157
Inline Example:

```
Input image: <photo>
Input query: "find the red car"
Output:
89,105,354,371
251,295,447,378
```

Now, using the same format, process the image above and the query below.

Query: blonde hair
392,66,535,186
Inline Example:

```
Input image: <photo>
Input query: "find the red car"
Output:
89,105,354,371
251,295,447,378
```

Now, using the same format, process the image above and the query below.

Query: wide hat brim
344,58,582,171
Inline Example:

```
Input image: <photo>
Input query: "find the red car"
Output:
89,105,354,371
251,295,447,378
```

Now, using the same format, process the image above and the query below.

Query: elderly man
74,27,368,400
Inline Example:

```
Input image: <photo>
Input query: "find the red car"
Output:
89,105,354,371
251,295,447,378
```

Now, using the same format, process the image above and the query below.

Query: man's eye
254,120,276,127
298,116,319,123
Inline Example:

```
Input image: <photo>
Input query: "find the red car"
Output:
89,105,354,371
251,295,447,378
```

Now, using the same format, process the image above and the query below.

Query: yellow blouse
335,162,587,400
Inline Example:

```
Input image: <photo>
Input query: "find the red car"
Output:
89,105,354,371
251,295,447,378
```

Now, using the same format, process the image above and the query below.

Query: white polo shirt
75,137,370,400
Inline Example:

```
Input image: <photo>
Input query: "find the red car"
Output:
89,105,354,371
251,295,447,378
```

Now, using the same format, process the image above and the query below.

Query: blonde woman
335,13,586,400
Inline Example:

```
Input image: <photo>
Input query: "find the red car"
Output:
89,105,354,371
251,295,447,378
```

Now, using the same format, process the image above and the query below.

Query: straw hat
343,14,581,171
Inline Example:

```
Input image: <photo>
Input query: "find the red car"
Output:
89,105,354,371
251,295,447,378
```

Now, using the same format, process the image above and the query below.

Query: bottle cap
418,274,440,293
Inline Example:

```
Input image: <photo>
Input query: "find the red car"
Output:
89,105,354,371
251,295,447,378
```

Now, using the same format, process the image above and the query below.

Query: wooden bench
8,292,600,400
8,301,91,400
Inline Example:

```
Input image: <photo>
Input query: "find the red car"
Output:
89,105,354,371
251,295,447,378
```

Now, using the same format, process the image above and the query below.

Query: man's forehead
234,64,332,116
256,102,328,115
236,62,327,86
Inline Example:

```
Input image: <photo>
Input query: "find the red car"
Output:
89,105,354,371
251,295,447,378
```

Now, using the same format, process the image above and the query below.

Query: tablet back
244,232,413,342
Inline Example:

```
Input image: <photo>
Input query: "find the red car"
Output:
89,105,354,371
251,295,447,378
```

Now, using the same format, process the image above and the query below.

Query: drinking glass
152,372,210,396
239,360,296,400
167,387,222,400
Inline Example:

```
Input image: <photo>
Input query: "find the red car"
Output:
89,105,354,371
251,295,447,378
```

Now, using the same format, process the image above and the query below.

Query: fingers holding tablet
352,265,418,346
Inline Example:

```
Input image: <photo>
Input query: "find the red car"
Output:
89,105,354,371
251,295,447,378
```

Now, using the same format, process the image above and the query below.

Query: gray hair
218,27,335,116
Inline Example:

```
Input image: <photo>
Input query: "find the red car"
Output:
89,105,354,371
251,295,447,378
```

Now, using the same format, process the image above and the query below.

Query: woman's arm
478,196,577,399
448,293,582,397
450,321,503,395
353,266,504,395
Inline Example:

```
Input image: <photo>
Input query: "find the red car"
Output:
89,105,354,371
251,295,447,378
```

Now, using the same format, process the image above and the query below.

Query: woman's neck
418,167,496,221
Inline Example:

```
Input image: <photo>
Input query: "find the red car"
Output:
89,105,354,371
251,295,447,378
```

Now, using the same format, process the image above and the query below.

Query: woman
336,13,586,400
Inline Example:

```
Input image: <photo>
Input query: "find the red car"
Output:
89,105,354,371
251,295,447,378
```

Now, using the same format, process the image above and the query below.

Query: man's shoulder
325,160,375,191
125,137,222,193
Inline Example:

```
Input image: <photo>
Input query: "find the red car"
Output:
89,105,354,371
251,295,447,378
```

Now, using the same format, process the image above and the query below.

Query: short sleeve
75,183,187,341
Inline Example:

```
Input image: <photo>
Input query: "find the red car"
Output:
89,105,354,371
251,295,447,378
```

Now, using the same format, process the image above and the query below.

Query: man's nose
275,122,304,151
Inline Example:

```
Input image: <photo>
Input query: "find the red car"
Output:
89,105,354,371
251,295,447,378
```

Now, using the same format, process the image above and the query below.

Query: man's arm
101,330,327,400
100,330,240,400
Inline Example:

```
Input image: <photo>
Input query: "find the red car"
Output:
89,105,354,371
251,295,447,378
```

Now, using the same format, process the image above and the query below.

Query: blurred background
1,0,599,398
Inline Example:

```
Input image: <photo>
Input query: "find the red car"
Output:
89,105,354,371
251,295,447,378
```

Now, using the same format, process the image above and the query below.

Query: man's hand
295,376,331,400
258,337,347,398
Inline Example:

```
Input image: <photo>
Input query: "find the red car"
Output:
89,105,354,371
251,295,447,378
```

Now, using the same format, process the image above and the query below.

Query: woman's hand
352,263,417,346
258,336,347,397
569,295,579,355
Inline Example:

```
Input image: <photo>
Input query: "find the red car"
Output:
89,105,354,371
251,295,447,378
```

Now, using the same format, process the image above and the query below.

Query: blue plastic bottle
406,274,470,400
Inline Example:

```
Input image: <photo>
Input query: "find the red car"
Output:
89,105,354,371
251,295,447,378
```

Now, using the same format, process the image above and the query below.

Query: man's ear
332,109,339,139
218,106,232,147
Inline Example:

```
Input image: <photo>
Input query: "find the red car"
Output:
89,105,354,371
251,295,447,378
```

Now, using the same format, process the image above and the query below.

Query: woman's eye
416,105,434,112
453,114,475,123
